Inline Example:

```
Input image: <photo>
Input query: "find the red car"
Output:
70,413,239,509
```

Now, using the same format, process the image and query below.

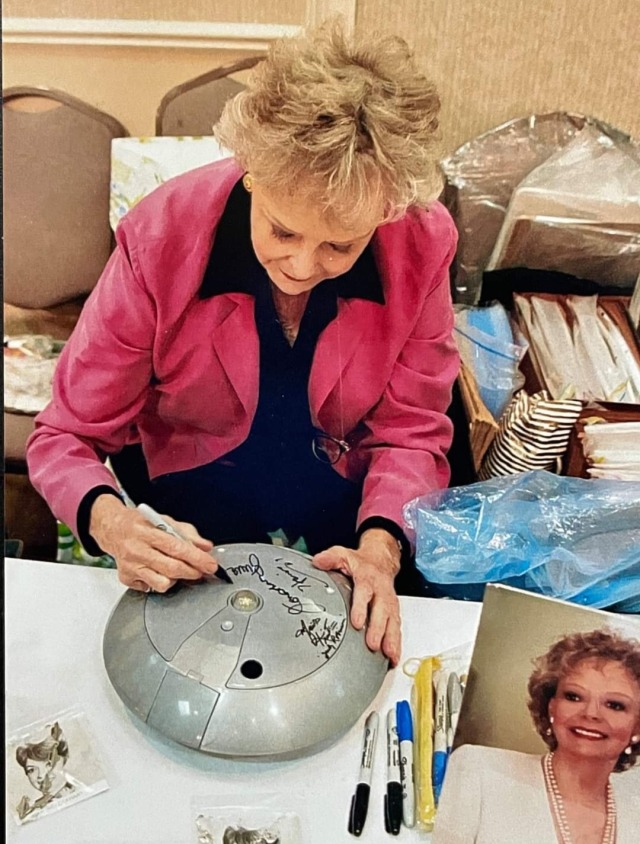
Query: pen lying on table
433,671,449,803
396,700,416,828
385,708,403,835
348,710,379,836
137,503,233,584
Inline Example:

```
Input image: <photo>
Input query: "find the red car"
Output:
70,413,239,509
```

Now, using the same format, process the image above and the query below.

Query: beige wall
3,0,305,25
357,0,640,151
3,0,639,149
3,43,258,137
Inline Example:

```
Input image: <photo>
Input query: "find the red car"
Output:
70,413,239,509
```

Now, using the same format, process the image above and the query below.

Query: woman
26,23,459,665
432,629,640,843
15,723,77,821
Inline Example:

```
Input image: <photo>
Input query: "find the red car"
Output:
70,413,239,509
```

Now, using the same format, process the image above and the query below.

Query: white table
5,559,481,843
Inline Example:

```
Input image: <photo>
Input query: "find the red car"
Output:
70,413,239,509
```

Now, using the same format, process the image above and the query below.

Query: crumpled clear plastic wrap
486,126,640,286
4,334,65,414
454,303,527,420
441,112,638,304
403,470,640,610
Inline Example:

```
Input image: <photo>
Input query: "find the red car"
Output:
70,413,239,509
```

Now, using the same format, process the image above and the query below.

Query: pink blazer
27,159,459,542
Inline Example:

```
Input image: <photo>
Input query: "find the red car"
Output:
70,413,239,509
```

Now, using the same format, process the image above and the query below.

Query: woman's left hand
312,528,402,666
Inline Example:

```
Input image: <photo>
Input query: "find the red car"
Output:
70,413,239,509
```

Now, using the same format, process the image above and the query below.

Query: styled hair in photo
6,710,109,826
528,628,640,772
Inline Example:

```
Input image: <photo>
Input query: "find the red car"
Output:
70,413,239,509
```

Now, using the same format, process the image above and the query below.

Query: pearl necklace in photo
543,752,617,844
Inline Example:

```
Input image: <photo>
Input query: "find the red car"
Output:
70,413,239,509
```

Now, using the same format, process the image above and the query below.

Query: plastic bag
403,470,640,610
193,796,302,843
454,303,527,419
486,126,640,287
441,112,625,304
4,334,65,414
403,644,472,823
407,656,437,830
6,709,110,827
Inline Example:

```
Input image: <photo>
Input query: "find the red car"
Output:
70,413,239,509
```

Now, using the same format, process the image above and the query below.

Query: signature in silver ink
295,616,346,659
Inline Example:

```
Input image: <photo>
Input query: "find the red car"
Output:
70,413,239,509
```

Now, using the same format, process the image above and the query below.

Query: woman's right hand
89,494,218,592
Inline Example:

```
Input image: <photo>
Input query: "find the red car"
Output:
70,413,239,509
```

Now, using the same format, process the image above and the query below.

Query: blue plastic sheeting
403,471,640,611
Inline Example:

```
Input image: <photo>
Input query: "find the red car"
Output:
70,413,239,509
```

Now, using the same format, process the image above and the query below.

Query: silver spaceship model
103,543,388,759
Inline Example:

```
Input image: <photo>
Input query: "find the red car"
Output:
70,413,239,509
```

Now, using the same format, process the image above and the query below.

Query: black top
78,179,409,560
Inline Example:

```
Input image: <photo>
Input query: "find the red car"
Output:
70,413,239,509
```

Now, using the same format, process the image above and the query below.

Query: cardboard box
457,294,640,479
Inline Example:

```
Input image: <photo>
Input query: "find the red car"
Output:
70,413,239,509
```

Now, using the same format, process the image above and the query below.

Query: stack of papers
514,293,640,402
582,419,640,480
630,273,640,330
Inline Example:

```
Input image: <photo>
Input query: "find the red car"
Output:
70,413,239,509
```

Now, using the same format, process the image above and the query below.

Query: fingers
314,544,402,665
107,509,219,592
146,524,217,576
165,516,214,551
350,577,372,630
312,546,353,577
351,579,401,665
121,570,177,593
145,532,216,577
368,593,402,667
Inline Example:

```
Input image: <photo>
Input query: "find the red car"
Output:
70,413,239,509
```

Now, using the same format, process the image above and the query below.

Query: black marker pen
385,708,403,835
348,710,379,836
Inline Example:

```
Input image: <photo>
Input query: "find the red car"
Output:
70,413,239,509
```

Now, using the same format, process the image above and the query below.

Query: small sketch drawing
14,722,78,821
222,825,281,843
194,805,301,843
7,710,109,826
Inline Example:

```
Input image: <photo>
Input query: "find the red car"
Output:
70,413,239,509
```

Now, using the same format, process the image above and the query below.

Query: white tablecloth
5,559,481,843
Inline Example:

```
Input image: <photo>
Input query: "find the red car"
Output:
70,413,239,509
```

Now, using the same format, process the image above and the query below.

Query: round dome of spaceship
103,544,388,759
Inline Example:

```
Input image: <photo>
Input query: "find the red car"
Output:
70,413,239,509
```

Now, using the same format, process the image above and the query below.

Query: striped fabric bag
479,390,583,479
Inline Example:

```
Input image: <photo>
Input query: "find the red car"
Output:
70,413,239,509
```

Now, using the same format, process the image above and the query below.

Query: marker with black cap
384,707,403,835
348,710,379,836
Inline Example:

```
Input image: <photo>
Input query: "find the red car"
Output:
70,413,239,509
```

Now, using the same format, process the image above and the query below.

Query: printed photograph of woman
433,628,640,843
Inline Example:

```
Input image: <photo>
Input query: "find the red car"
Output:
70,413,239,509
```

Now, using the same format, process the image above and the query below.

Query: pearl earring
546,716,554,736
242,173,253,193
624,735,639,755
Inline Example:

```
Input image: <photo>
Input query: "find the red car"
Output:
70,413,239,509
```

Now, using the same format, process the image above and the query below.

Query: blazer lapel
309,298,382,425
209,294,259,418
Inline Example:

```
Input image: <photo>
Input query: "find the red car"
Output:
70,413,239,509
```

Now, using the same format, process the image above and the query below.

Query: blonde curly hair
215,22,443,225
